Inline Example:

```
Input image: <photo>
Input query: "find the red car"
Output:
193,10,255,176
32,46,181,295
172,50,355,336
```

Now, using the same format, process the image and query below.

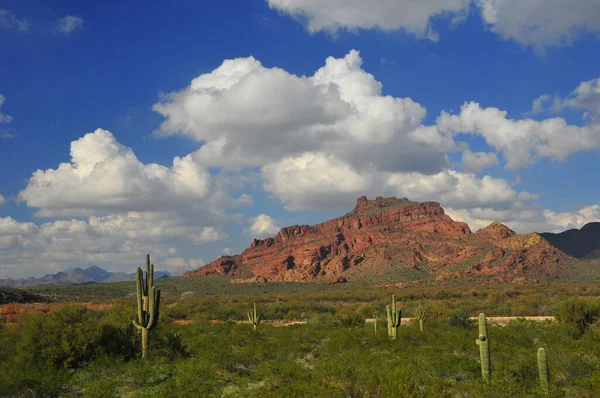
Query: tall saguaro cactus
415,300,426,332
386,294,401,340
475,313,491,381
372,308,379,334
247,302,261,330
132,254,161,360
538,347,549,397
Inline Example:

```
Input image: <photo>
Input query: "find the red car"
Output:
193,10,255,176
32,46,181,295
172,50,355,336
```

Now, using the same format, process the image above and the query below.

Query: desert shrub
339,313,364,327
448,309,472,328
554,297,600,335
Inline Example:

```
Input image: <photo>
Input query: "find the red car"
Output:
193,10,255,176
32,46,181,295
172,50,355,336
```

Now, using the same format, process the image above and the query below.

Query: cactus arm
146,287,160,330
149,263,154,291
385,304,392,337
136,267,144,325
143,255,150,296
132,320,144,330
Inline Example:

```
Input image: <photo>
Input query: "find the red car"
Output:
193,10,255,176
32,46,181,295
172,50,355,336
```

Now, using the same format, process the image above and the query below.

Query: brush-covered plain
0,282,600,397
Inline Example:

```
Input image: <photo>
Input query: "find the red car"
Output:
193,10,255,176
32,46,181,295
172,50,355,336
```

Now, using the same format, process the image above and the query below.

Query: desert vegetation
1,275,600,397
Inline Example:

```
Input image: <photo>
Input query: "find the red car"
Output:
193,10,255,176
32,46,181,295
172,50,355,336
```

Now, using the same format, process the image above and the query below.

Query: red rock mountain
185,197,583,285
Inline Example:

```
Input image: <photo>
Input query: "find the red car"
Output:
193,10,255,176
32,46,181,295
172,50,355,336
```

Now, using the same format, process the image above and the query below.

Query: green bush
554,297,600,335
448,309,472,328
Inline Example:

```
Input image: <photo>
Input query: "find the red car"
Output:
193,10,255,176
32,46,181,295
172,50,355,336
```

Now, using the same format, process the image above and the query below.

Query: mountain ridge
185,196,588,285
1,265,171,288
541,222,600,259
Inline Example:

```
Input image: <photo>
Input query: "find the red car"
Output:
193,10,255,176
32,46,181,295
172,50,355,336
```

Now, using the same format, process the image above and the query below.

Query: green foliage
3,282,600,396
448,308,472,328
0,287,47,304
553,297,600,335
0,305,135,396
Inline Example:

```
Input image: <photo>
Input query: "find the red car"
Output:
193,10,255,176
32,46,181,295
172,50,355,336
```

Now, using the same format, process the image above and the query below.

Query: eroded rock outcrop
184,197,579,284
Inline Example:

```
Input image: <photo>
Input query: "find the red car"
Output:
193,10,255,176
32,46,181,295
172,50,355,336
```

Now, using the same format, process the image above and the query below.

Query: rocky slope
541,222,600,260
185,196,583,285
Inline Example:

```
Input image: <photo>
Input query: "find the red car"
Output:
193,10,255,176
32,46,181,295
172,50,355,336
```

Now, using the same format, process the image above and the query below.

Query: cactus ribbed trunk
386,294,401,340
372,309,378,334
476,313,491,381
538,347,549,397
419,319,424,332
141,328,148,360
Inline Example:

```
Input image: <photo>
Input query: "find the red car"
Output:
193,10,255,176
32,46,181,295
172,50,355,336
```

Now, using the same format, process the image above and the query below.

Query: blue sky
1,0,600,278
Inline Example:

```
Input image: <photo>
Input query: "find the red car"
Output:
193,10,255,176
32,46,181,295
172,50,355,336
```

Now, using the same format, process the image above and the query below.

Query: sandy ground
366,316,555,326
175,316,555,327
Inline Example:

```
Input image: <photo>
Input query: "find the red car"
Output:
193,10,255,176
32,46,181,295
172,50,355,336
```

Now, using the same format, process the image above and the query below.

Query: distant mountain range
541,222,600,260
1,265,170,288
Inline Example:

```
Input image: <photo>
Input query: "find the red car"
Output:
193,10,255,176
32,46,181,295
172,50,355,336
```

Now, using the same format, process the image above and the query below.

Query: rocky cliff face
185,196,580,285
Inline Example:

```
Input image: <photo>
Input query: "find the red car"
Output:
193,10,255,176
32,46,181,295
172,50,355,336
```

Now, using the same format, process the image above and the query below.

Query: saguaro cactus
415,300,426,332
538,347,549,397
372,308,379,334
132,254,161,360
475,313,491,381
247,302,261,330
386,294,401,340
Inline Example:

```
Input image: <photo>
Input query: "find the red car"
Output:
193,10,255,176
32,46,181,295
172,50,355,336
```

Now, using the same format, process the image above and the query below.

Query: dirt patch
173,319,308,327
173,319,193,326
0,301,113,323
365,316,555,325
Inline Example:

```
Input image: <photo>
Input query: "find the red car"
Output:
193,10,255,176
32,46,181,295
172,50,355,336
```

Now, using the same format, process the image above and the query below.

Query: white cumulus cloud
0,212,225,278
478,0,600,49
447,203,600,234
267,0,470,39
246,214,281,238
461,150,499,172
543,205,600,231
261,151,535,212
18,128,215,217
530,77,600,117
153,50,443,174
437,101,600,169
266,0,600,48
